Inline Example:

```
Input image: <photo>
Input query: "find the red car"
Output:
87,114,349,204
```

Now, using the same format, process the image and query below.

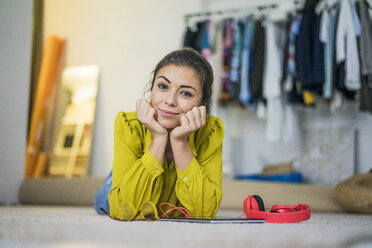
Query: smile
159,108,178,117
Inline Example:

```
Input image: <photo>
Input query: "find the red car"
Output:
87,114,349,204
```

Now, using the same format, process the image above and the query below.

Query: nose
165,90,177,106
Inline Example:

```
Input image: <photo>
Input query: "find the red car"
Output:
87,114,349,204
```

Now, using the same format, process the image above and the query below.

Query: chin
158,118,179,129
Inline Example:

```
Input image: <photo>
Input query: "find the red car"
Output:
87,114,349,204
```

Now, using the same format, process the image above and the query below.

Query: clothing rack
184,0,304,22
184,3,278,22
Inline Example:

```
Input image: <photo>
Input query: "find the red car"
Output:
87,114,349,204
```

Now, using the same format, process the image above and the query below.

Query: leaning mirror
49,65,99,178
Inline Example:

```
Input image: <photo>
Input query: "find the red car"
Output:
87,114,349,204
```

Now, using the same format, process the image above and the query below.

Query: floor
0,206,372,248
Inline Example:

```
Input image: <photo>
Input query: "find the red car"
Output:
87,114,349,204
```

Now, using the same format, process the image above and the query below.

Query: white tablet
158,217,265,224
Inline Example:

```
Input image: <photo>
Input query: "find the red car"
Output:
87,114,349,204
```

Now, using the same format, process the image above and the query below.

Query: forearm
148,134,168,163
170,138,193,171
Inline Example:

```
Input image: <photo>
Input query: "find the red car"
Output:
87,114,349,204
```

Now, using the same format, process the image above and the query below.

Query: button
155,169,159,173
184,177,188,180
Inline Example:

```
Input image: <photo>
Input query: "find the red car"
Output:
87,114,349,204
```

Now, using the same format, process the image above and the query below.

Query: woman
95,48,224,219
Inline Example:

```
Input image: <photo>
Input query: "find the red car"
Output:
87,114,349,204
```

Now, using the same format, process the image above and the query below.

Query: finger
200,106,207,126
148,101,159,120
192,107,201,128
179,114,189,128
142,101,151,121
136,99,141,118
186,111,196,131
148,107,156,122
137,99,147,121
151,103,158,120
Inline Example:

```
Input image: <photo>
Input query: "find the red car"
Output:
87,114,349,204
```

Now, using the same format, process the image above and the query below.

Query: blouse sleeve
109,112,165,219
175,117,224,218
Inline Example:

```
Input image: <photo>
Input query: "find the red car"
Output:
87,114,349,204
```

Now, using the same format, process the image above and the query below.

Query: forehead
156,65,201,89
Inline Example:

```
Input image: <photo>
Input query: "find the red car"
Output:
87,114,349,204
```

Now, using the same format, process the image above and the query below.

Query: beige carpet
1,206,372,248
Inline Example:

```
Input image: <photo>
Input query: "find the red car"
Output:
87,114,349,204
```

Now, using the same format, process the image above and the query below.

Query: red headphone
243,195,311,223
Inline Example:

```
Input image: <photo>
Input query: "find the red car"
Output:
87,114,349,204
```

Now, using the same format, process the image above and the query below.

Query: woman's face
150,65,203,129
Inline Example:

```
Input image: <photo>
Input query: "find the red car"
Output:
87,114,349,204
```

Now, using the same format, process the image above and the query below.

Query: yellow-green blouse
109,111,224,219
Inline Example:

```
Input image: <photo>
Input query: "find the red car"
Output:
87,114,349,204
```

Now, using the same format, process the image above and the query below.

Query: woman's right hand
136,99,168,137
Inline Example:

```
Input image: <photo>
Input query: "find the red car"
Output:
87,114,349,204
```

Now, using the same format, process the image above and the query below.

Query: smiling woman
94,48,224,220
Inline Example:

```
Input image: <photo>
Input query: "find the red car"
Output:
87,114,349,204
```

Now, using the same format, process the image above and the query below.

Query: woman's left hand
170,106,206,141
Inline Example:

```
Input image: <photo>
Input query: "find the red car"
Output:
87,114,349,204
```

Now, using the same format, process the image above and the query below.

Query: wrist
149,134,168,163
169,130,189,143
151,133,168,144
170,138,193,171
170,136,188,147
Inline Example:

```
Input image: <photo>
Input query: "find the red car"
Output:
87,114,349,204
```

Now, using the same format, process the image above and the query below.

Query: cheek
180,99,202,113
150,92,161,106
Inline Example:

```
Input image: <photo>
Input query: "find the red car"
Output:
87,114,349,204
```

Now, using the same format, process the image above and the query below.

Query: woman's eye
181,91,192,97
158,83,167,90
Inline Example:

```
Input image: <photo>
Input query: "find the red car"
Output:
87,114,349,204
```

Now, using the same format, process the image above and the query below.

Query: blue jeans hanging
94,170,112,215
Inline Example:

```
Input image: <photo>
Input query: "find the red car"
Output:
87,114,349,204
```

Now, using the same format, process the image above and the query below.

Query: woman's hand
170,106,206,142
136,99,167,138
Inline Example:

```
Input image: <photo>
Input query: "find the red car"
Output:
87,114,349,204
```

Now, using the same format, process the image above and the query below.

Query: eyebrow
157,76,198,92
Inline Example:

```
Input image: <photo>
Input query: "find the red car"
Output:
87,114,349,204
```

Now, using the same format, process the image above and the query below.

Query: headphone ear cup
252,195,265,211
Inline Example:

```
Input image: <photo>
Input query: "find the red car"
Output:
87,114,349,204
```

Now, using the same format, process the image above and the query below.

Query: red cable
159,202,192,218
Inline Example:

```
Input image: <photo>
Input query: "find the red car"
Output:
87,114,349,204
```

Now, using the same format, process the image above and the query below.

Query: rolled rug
334,172,372,214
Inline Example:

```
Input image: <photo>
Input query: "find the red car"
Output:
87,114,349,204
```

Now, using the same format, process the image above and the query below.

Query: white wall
0,0,33,204
43,0,202,176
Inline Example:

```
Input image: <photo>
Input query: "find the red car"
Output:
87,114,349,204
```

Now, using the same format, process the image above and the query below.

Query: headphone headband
243,195,311,223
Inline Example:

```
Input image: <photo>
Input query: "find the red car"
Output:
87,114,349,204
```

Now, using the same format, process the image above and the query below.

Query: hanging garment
356,0,372,112
202,21,212,59
356,0,372,75
220,19,233,105
183,24,198,49
320,8,336,99
209,20,217,53
335,0,361,91
210,21,223,117
239,17,253,106
288,15,302,76
360,76,372,113
183,21,206,53
333,5,357,100
263,21,287,99
296,9,325,94
229,19,243,101
249,20,265,101
263,20,295,143
263,21,287,142
286,15,304,105
350,0,362,37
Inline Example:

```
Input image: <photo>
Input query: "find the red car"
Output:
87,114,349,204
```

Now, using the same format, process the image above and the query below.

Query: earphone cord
159,202,192,218
238,206,247,219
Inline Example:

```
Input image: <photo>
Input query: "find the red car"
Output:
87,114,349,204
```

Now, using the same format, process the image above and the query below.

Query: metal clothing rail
183,0,305,22
183,3,278,22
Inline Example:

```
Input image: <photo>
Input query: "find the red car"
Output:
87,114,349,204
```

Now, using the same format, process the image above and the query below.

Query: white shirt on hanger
335,0,361,90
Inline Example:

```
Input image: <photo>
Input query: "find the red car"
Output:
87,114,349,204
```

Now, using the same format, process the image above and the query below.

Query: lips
158,108,179,117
